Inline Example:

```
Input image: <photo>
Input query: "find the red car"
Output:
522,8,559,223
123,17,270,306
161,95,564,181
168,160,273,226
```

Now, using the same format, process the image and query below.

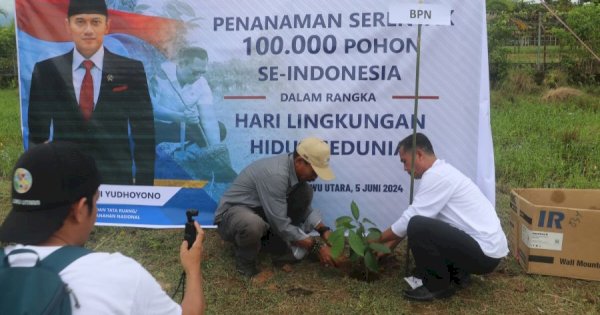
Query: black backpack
0,246,91,315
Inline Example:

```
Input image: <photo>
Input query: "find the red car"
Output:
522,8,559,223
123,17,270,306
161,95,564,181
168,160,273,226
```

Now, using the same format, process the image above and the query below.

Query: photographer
0,142,205,315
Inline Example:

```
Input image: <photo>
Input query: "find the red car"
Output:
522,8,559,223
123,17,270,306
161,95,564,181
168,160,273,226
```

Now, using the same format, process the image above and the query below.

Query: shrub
543,69,569,88
329,201,390,277
500,68,539,94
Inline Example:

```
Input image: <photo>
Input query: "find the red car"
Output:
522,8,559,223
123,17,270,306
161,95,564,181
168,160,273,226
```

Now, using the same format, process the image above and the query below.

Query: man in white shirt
378,133,508,301
0,142,205,314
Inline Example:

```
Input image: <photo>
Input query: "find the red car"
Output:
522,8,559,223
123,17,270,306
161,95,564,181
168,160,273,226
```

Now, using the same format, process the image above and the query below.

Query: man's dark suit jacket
28,48,155,185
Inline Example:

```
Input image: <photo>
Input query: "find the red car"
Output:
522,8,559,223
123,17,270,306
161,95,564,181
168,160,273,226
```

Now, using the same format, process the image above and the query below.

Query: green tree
487,2,515,86
0,22,17,88
549,3,600,84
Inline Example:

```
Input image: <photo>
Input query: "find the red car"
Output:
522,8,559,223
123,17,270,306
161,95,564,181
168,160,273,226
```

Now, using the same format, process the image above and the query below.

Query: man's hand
180,221,205,275
321,230,332,244
180,221,205,315
293,236,314,249
183,107,200,124
317,245,337,267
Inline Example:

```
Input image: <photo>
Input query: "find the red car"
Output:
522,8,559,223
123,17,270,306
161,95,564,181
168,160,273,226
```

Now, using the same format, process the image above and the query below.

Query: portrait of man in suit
27,0,155,185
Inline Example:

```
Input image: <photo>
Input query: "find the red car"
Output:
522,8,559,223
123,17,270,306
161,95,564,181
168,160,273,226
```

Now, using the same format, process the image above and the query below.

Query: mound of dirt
542,87,584,102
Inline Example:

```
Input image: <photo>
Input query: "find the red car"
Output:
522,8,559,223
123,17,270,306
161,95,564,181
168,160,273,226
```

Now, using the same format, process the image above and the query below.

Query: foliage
542,69,569,88
487,1,599,86
487,13,514,86
2,87,600,313
329,201,390,275
0,23,17,88
0,89,22,180
486,0,515,14
499,68,539,94
491,90,600,191
542,87,599,112
548,3,600,85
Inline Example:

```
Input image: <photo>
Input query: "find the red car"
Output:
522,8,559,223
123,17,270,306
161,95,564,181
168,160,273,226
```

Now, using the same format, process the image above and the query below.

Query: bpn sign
410,9,431,19
388,3,451,26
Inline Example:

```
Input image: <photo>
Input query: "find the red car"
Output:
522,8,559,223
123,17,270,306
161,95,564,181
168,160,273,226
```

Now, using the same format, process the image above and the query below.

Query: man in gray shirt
214,137,337,276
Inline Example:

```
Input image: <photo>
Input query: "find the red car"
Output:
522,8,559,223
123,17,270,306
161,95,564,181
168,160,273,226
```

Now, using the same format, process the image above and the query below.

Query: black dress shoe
235,258,259,277
451,273,472,290
403,285,455,301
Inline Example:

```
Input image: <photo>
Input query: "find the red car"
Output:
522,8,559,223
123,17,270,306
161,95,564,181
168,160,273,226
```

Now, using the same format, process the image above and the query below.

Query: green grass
1,88,600,314
491,91,600,191
0,89,23,180
504,45,562,63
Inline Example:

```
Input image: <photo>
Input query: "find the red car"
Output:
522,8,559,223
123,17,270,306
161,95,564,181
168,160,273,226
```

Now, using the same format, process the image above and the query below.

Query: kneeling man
214,137,338,276
379,133,508,301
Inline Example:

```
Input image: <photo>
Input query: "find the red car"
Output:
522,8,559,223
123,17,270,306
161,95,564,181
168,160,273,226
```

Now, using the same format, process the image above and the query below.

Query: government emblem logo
13,168,32,194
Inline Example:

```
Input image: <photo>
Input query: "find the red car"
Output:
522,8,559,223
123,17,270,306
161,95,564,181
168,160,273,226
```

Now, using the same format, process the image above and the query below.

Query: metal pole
405,23,422,277
537,11,542,71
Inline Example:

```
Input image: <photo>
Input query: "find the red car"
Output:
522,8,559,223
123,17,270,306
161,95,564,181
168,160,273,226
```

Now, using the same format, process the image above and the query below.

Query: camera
184,209,199,249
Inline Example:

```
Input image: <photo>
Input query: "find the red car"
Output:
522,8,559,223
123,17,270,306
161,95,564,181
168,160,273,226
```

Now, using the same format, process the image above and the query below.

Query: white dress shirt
391,159,508,258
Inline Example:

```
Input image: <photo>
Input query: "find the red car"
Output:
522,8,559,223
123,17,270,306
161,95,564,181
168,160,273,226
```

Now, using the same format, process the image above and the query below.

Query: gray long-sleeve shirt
214,154,322,242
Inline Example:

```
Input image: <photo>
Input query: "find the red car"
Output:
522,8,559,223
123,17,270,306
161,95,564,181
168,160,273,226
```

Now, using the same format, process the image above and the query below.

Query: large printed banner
15,0,495,229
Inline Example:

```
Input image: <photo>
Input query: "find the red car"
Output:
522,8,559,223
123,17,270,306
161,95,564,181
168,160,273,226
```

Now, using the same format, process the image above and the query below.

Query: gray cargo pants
217,182,313,262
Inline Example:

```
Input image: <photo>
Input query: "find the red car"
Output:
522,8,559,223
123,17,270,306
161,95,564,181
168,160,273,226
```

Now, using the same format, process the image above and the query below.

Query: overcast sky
0,0,15,26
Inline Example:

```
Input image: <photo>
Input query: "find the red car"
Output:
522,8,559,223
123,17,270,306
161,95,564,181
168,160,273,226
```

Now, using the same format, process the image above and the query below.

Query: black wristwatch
316,226,331,237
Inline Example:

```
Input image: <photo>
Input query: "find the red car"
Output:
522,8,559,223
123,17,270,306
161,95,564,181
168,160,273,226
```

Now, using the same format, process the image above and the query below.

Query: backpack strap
2,248,42,267
0,248,5,267
41,246,92,273
0,246,91,271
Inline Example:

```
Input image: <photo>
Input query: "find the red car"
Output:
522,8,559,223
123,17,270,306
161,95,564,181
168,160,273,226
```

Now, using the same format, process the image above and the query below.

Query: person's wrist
311,237,323,254
316,226,331,238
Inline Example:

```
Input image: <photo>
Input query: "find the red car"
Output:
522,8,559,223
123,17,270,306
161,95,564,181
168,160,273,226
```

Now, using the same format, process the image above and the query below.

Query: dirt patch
280,263,294,273
286,286,314,296
335,258,381,282
251,269,274,285
542,87,583,102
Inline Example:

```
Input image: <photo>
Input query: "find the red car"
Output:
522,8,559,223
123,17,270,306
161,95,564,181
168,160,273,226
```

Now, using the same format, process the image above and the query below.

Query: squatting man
377,133,508,302
214,137,338,276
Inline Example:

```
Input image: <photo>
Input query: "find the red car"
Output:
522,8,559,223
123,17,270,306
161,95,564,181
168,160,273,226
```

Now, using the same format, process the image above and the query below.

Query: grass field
1,88,599,314
505,45,562,64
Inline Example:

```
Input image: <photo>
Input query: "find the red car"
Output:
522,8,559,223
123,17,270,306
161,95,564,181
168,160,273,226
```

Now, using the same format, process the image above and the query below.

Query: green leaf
343,223,356,230
364,251,379,273
362,217,376,226
348,230,366,257
350,251,359,262
368,243,391,254
357,223,365,237
368,227,382,234
366,230,382,241
329,229,346,258
335,216,353,228
351,201,360,220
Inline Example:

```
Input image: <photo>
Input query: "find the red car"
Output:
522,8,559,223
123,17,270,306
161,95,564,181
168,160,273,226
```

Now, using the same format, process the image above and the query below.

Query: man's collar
288,154,299,187
72,46,105,72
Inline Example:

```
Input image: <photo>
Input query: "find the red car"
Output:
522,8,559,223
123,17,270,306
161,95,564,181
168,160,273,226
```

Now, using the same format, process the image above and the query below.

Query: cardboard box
510,188,600,281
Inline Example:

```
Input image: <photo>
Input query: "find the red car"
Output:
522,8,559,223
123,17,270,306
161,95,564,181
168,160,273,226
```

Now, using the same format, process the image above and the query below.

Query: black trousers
407,215,501,291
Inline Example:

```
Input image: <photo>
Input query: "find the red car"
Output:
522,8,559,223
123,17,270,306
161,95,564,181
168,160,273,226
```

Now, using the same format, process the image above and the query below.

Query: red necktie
80,60,94,121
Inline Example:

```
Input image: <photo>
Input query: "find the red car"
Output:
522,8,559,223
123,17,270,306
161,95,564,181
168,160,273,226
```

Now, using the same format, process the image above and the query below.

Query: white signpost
388,2,452,275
